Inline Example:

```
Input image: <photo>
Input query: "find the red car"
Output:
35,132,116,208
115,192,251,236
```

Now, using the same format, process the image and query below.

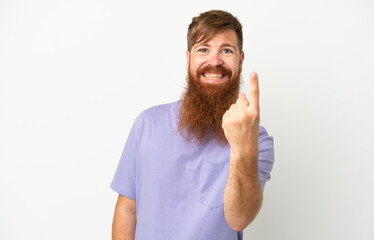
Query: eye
223,49,232,54
198,48,207,53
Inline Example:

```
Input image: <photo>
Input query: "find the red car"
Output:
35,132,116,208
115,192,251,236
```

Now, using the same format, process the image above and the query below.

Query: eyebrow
221,43,238,52
195,43,238,52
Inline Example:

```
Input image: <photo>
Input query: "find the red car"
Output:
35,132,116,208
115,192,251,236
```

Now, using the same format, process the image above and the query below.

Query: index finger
249,72,259,110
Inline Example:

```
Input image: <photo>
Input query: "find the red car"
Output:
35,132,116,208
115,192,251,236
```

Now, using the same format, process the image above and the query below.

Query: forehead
193,29,238,48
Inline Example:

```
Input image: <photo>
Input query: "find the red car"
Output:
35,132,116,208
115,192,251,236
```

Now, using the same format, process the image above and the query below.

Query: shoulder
137,100,180,120
134,100,181,126
140,101,180,117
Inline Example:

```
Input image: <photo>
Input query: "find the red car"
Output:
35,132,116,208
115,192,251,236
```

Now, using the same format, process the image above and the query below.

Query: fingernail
250,72,256,78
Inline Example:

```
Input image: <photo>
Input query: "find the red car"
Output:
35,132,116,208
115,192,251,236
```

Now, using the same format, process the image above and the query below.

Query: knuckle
251,90,260,96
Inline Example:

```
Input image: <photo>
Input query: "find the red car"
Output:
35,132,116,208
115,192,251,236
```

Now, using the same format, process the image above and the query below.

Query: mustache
196,65,233,79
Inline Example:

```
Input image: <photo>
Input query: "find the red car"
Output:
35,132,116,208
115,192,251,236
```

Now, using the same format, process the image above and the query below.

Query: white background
1,0,373,239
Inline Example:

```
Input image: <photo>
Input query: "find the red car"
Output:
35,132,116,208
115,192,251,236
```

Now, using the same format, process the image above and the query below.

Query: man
111,10,274,240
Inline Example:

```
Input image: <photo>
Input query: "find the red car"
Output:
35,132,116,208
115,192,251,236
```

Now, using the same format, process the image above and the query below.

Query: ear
186,50,190,71
239,51,245,72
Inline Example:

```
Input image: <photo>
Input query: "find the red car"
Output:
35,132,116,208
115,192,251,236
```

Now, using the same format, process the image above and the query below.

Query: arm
223,150,263,231
222,72,263,231
112,194,137,240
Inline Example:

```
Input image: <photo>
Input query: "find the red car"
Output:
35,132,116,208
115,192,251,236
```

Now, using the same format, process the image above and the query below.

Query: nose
207,52,223,66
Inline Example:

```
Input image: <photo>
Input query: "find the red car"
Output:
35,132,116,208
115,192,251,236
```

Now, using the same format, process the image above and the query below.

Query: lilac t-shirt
111,100,275,240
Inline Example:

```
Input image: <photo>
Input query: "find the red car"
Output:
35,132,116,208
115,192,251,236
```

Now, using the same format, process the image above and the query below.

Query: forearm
223,150,263,231
112,207,137,240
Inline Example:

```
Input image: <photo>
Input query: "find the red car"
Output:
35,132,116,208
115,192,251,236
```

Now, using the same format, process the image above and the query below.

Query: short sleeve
258,126,275,191
110,116,140,200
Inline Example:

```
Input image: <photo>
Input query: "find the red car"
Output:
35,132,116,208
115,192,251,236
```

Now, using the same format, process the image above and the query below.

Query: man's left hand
222,72,260,158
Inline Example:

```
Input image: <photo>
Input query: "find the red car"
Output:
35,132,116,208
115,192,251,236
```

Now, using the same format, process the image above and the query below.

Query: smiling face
178,30,245,145
186,29,244,93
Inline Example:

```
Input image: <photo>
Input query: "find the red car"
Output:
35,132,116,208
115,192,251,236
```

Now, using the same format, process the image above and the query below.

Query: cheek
228,61,240,74
190,56,206,69
191,62,204,74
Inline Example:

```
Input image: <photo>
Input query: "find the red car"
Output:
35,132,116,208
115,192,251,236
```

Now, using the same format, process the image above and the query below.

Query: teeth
204,73,224,79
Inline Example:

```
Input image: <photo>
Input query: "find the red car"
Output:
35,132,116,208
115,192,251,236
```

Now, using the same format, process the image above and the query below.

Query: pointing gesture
249,72,260,111
222,72,260,158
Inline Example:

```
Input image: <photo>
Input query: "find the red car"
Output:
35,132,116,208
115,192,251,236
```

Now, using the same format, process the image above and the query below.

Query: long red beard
177,65,241,146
